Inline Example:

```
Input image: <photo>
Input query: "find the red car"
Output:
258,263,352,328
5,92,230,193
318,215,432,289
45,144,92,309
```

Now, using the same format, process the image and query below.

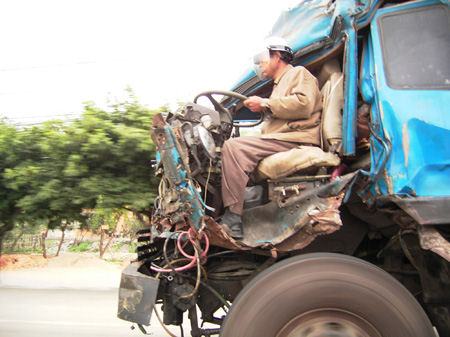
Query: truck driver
221,37,323,239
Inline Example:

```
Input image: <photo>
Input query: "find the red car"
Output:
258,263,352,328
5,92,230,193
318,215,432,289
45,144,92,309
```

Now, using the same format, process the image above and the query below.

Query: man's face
265,53,281,79
254,51,281,80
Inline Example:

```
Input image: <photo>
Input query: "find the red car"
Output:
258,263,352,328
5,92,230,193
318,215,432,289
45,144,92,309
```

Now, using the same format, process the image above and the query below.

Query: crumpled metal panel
151,114,205,229
274,194,344,252
231,0,377,87
205,173,356,252
364,1,450,202
205,195,344,253
418,226,450,262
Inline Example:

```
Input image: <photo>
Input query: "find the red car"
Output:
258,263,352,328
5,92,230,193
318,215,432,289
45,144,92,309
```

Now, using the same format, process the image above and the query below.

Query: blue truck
118,1,450,336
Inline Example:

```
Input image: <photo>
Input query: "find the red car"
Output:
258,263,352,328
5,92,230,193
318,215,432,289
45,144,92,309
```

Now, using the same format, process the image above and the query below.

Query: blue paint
231,0,379,89
156,126,205,229
229,0,383,156
227,0,450,206
360,37,376,104
342,22,358,156
367,0,450,199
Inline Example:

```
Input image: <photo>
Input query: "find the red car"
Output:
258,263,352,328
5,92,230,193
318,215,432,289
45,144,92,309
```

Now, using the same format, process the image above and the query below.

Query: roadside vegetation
0,90,162,258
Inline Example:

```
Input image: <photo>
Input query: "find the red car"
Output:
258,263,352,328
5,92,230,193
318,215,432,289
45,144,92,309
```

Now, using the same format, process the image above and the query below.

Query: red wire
150,228,209,273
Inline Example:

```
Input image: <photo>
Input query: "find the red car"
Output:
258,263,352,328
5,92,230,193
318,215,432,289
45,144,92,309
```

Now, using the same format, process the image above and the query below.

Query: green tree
0,121,21,252
66,94,160,220
1,91,161,255
3,121,87,257
86,198,123,258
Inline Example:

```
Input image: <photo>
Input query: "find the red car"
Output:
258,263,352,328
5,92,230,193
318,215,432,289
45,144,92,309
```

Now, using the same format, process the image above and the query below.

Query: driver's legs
221,136,298,216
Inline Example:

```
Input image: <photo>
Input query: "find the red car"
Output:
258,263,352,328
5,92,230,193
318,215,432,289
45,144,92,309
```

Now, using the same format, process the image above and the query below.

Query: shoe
221,208,244,240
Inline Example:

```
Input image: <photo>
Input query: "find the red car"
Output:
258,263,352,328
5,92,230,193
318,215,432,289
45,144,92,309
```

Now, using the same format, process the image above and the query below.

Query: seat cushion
321,72,344,152
257,145,341,180
317,59,341,88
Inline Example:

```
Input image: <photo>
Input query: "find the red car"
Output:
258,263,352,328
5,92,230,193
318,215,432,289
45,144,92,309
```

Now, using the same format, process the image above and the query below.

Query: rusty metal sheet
117,263,159,326
204,192,345,253
204,217,250,251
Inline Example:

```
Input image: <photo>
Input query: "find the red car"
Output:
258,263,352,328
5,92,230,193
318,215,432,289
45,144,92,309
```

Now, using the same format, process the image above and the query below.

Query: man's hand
244,96,265,113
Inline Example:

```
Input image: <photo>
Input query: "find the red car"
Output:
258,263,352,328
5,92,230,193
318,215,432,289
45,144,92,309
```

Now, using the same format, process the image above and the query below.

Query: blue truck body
230,0,450,223
119,1,450,335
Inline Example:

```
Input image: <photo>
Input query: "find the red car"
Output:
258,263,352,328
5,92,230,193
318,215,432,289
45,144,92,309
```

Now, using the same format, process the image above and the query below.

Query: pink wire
150,228,210,273
177,228,209,259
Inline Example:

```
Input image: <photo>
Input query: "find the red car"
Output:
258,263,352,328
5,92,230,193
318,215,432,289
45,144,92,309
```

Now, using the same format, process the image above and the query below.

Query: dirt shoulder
0,252,133,289
0,254,48,270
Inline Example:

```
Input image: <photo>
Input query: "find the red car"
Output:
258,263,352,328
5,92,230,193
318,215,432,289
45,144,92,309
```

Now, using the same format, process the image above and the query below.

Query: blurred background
0,1,298,336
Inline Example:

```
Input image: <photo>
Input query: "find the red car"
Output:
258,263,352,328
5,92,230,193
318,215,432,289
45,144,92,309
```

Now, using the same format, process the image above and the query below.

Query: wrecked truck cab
119,1,450,336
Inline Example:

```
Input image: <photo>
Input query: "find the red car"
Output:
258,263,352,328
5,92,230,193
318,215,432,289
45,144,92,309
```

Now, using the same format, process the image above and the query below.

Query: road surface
0,287,186,337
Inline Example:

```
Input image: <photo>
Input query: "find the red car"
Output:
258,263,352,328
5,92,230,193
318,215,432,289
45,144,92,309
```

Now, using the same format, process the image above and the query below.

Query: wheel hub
277,309,382,337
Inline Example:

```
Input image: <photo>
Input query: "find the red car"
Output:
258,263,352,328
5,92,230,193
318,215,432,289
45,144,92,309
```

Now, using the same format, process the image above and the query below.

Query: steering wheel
193,90,265,127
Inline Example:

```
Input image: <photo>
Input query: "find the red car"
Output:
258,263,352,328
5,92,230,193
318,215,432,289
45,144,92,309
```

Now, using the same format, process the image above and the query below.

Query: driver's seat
256,59,344,180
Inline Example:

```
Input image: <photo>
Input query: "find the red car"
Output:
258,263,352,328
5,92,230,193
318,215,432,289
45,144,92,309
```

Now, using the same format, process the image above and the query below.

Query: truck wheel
220,253,435,337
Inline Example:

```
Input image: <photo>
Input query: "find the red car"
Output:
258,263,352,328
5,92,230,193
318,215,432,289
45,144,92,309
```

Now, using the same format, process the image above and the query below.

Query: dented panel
366,0,450,204
204,173,356,252
151,114,205,229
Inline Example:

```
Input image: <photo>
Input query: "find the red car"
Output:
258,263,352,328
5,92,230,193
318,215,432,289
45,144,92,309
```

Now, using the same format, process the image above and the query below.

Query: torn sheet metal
151,114,205,229
204,173,357,252
418,226,450,262
275,194,344,252
205,194,344,253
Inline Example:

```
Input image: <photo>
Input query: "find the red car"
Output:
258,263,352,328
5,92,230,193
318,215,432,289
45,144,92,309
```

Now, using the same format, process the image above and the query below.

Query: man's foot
222,208,244,240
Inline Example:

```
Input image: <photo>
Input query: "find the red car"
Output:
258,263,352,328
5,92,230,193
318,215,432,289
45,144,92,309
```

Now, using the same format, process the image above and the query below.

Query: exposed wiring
163,232,179,274
180,241,202,299
161,232,229,309
148,227,227,335
190,179,215,212
203,158,213,206
146,244,230,337
152,258,193,337
160,232,202,300
150,228,209,273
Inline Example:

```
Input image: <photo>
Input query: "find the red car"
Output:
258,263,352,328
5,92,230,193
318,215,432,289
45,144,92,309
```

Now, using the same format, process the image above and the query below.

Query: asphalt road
0,287,183,337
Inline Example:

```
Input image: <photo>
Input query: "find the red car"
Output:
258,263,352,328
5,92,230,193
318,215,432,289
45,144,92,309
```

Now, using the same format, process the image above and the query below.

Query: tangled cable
143,227,228,337
150,227,210,273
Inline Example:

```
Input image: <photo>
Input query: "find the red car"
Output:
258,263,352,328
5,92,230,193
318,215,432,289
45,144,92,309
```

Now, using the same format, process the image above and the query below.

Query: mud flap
117,264,159,326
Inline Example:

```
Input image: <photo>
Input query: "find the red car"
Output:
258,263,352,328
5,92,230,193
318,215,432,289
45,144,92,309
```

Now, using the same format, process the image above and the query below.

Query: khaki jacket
261,65,322,145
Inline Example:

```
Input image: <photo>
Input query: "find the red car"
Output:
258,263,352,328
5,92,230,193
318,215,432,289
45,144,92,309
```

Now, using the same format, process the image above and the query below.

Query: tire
220,253,435,337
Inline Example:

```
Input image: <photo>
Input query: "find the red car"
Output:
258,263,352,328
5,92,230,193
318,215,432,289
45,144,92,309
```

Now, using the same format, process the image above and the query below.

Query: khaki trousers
221,136,298,215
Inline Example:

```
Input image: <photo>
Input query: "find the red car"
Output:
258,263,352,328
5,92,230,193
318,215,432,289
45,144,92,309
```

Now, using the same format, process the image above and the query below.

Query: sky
0,0,299,126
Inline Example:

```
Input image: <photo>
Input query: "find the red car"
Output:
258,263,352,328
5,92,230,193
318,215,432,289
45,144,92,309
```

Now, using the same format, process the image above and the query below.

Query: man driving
221,37,323,239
